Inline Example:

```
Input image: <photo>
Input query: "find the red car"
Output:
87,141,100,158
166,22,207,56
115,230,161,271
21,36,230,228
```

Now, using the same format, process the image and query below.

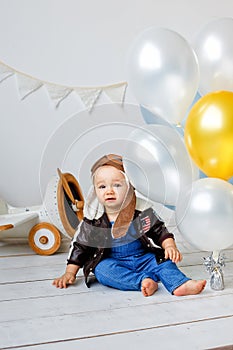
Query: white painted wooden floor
0,231,233,350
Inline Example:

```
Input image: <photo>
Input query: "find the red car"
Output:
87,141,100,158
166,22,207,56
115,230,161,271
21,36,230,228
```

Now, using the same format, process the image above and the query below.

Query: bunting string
0,60,127,111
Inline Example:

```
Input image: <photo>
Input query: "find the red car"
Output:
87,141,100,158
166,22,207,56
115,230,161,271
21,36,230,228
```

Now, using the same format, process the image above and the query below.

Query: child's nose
106,186,114,194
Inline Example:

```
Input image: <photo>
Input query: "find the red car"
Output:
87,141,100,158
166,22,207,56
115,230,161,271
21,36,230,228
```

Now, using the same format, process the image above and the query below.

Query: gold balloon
185,91,233,180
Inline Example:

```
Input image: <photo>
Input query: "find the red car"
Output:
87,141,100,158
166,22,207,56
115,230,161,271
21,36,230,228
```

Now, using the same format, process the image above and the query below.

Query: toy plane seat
0,198,8,215
0,199,13,231
43,169,84,239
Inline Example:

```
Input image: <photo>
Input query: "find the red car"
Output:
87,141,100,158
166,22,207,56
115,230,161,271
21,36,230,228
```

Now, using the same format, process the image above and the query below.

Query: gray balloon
175,178,233,252
127,27,199,124
122,124,198,206
194,17,233,95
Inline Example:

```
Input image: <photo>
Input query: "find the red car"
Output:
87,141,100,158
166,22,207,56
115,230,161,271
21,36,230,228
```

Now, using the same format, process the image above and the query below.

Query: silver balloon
122,124,198,206
126,27,199,124
175,178,233,252
194,17,233,94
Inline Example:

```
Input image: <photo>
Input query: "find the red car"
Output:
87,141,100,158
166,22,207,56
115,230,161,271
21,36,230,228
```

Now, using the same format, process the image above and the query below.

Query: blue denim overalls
94,222,190,294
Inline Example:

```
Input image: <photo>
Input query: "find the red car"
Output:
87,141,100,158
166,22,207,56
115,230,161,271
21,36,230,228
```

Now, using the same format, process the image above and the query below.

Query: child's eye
114,183,122,188
98,185,106,189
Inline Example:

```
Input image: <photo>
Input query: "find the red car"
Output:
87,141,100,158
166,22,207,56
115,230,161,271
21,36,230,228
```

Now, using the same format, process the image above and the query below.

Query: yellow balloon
185,91,233,180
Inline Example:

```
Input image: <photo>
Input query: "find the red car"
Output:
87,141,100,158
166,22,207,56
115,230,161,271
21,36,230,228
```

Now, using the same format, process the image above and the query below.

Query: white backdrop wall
0,0,232,206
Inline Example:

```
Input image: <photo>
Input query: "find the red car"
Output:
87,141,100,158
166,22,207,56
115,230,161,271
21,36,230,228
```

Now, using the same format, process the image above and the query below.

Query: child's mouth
105,197,116,201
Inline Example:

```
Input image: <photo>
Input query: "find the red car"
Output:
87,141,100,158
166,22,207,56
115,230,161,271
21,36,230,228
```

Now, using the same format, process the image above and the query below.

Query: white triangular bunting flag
75,87,102,111
45,83,73,108
16,73,43,100
0,62,14,82
104,82,127,104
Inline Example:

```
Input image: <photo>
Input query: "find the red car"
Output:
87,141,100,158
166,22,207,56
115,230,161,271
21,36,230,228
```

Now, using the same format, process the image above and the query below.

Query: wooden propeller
0,224,14,231
57,168,75,204
57,168,84,219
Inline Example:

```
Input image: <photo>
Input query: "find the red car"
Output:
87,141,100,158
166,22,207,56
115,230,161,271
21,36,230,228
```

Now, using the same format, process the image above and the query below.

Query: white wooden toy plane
0,169,84,255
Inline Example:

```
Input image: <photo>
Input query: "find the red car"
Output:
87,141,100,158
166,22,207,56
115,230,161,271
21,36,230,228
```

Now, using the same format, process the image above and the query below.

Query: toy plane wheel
28,223,61,255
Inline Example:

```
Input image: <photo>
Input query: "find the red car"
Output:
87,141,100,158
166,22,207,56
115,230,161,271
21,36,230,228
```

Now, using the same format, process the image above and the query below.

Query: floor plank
0,262,232,301
0,237,233,349
1,293,233,348
5,317,233,350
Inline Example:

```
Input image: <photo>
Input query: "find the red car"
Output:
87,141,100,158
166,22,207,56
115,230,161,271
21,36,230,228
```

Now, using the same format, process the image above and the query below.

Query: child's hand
164,246,182,263
52,272,76,289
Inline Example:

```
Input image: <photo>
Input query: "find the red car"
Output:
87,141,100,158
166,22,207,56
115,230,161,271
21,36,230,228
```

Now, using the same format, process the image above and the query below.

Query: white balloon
194,17,233,94
175,178,233,252
123,125,198,206
126,27,199,124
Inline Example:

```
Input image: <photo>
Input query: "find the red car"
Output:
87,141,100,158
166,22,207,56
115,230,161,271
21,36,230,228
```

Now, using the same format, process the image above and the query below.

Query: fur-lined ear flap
83,186,104,220
111,186,136,238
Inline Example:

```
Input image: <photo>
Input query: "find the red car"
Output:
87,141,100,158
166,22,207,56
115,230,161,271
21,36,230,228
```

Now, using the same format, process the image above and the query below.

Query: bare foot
173,279,207,296
141,278,158,297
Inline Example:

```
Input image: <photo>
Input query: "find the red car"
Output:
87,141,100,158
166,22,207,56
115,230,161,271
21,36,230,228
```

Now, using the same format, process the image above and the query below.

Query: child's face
94,165,129,214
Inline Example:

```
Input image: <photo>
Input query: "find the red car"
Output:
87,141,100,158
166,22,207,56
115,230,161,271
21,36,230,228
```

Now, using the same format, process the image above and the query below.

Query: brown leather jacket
67,207,174,287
